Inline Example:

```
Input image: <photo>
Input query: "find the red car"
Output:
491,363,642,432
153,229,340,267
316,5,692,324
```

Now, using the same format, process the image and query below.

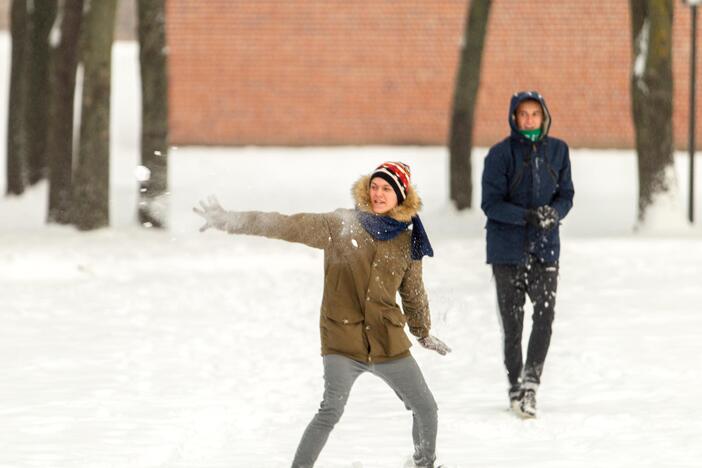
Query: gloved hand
524,209,541,227
524,205,559,230
418,335,451,356
536,205,559,230
193,195,229,232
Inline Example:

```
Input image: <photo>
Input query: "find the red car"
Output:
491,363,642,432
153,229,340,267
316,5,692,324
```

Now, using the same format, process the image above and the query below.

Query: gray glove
193,195,229,232
418,335,451,356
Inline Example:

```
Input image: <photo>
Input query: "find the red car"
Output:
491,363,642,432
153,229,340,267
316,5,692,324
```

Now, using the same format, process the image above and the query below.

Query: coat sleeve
550,144,575,220
220,211,332,250
481,147,530,225
398,260,431,339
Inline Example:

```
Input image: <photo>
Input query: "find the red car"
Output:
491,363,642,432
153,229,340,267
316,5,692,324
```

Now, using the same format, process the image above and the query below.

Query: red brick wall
166,1,702,149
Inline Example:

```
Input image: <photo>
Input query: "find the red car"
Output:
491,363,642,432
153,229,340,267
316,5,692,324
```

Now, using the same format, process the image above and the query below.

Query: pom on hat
370,161,411,204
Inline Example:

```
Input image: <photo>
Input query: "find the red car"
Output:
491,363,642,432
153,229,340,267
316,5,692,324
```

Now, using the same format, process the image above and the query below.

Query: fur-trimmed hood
352,175,422,223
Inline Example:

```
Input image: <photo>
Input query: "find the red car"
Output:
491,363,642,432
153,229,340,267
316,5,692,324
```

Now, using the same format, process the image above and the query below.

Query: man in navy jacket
481,91,574,418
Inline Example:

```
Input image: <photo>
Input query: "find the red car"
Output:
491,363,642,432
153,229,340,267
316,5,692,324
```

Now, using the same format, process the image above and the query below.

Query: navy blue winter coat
481,91,574,265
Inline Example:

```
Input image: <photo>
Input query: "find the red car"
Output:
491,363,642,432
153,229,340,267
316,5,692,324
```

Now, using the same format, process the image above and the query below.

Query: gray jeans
291,354,438,468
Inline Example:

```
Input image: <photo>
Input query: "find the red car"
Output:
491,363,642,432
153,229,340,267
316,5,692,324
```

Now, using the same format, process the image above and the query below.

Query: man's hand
418,335,451,356
525,209,541,227
193,195,229,232
525,205,559,230
536,205,559,230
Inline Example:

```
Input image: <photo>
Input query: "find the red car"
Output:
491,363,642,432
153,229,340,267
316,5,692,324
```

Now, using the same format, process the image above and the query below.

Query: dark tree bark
47,0,83,224
630,0,675,224
71,0,117,230
26,0,58,185
6,0,29,195
449,0,492,210
137,0,169,228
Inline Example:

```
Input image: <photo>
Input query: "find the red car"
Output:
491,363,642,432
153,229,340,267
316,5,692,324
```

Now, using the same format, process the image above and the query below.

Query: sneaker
519,389,537,418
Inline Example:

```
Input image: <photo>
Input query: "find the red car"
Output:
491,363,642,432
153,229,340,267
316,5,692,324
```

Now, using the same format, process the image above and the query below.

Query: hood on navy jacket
508,91,552,143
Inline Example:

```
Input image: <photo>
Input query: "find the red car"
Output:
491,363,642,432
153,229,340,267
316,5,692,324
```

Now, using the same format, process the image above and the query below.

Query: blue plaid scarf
357,210,434,260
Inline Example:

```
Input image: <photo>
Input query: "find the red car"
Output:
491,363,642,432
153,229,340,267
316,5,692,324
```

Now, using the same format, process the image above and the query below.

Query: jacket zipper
522,143,537,261
527,143,537,206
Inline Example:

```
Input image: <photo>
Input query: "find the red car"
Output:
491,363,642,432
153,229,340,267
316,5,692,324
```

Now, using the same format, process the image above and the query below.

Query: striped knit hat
370,161,411,204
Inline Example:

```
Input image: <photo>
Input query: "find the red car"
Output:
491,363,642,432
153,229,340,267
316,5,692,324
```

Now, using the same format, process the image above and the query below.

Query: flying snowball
134,165,151,182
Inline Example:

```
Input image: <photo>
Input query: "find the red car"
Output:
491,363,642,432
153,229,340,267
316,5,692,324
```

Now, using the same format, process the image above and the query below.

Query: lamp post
684,0,700,223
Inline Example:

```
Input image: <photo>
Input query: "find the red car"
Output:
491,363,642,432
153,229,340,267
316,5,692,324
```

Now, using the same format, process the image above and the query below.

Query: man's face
515,100,543,131
370,177,399,214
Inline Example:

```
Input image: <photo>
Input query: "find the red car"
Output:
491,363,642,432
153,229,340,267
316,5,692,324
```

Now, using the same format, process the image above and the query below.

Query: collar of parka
351,175,422,223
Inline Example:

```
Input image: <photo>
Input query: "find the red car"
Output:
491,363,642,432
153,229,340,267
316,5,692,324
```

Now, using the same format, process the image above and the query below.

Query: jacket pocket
382,308,412,356
324,307,364,325
489,222,524,247
322,312,365,356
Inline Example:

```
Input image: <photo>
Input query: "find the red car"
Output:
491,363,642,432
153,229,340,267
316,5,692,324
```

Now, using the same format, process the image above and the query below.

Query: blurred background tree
630,0,676,225
449,0,491,211
71,0,117,231
47,0,83,224
137,0,169,229
5,0,170,231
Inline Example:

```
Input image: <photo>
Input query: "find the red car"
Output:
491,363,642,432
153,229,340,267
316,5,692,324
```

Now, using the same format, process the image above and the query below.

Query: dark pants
492,260,558,398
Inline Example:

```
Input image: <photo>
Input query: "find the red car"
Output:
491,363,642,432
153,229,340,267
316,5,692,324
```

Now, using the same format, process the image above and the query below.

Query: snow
633,18,650,93
2,35,702,468
134,165,151,182
49,7,63,48
635,165,691,233
73,62,84,153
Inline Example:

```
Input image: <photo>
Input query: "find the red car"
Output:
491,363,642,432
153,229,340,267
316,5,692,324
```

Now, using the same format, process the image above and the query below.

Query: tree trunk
137,0,169,228
71,0,117,231
26,0,58,185
630,0,675,224
6,0,29,195
47,0,83,224
449,0,492,211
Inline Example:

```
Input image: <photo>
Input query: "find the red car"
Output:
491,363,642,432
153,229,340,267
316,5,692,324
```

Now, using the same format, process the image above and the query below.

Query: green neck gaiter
519,128,542,142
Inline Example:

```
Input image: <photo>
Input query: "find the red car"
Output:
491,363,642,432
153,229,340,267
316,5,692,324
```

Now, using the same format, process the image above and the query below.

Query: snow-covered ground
2,37,702,468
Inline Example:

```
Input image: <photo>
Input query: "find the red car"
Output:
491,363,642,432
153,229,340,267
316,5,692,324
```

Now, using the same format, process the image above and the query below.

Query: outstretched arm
194,196,332,250
193,196,232,232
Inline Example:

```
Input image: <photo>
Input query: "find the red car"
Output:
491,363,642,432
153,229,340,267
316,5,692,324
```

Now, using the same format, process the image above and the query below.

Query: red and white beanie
370,161,412,204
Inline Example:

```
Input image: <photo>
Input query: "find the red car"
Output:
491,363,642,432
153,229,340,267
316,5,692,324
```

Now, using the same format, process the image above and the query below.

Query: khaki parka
222,176,432,363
